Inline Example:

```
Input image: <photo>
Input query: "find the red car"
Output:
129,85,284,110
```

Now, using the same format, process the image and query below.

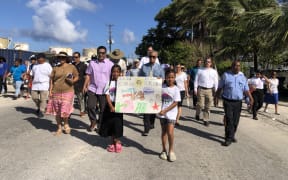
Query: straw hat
56,51,68,57
109,49,124,59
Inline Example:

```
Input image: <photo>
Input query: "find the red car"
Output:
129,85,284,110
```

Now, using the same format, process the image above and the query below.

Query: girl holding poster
99,65,124,153
158,70,181,162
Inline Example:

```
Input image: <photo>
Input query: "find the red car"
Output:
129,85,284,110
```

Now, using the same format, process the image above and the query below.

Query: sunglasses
98,52,106,55
149,56,157,59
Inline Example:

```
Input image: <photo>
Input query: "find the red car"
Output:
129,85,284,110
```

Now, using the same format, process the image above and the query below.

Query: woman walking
46,52,79,135
175,63,189,126
263,71,280,115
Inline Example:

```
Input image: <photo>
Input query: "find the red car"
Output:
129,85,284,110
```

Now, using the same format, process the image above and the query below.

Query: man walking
216,60,253,146
72,52,87,117
194,57,218,126
31,53,52,117
139,50,164,136
138,45,160,69
0,56,8,96
188,58,202,108
250,71,269,120
83,46,114,132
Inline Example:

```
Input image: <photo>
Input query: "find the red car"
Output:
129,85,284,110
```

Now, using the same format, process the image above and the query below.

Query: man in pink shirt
83,46,114,131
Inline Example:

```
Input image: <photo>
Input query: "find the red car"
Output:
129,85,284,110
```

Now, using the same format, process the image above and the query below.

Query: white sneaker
159,151,167,160
168,152,177,162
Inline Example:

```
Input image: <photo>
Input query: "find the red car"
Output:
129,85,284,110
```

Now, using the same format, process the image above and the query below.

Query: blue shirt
0,62,8,76
139,62,165,79
10,65,26,82
218,71,249,100
188,66,200,82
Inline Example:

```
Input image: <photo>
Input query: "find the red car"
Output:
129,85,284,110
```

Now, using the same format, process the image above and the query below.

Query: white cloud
122,29,136,44
26,0,98,43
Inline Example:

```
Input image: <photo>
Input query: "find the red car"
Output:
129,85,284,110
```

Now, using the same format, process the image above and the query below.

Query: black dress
99,102,123,138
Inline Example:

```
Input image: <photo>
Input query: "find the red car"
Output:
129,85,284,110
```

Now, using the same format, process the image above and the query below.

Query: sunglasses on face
149,56,157,59
98,52,106,55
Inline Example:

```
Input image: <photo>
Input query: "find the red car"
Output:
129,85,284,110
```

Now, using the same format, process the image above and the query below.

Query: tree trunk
253,52,258,72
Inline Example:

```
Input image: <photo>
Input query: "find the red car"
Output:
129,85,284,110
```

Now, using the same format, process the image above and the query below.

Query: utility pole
106,24,114,53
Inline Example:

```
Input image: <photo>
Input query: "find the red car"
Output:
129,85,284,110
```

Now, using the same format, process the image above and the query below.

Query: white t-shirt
268,78,279,93
104,81,117,102
158,84,181,120
175,72,187,91
251,77,265,89
31,62,53,91
138,56,160,69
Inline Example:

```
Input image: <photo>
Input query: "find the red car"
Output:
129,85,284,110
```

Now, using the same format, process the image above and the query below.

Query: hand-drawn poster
115,77,162,114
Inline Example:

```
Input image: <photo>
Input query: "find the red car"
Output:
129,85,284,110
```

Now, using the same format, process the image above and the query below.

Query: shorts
160,118,175,125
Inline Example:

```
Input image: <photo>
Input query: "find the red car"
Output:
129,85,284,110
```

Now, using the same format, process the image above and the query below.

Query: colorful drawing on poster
152,102,160,111
115,77,162,113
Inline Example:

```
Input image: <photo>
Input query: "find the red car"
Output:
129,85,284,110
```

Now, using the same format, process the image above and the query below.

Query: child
158,69,181,162
99,65,124,153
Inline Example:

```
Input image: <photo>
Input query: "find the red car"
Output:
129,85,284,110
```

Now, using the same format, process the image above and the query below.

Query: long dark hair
110,64,122,81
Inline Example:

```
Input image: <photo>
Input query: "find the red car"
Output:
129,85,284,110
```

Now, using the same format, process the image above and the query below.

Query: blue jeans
13,81,23,97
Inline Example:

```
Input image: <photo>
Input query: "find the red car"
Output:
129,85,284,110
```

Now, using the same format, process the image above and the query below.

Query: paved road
0,94,288,180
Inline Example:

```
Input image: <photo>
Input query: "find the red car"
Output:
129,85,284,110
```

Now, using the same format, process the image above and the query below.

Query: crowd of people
0,45,281,162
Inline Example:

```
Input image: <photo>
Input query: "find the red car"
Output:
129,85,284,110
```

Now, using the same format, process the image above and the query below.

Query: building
49,47,73,56
0,37,10,49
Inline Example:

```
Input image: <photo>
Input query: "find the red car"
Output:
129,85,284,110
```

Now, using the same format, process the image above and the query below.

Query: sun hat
109,49,124,60
56,51,68,57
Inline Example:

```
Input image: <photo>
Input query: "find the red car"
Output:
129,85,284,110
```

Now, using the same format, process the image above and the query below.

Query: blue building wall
0,49,35,69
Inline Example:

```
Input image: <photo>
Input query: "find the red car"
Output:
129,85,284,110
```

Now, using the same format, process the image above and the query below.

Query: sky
0,0,171,57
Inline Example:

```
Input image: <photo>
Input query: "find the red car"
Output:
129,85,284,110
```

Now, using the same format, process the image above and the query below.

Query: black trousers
252,89,264,118
190,84,198,107
143,114,156,133
223,99,242,142
0,76,4,93
87,91,107,128
192,90,198,107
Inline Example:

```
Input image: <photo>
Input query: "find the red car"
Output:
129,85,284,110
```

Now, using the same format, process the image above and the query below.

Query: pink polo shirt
86,58,114,95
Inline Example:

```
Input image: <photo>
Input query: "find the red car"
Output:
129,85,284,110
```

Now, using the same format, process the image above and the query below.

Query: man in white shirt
194,57,218,126
138,46,160,69
250,71,269,120
109,49,127,76
31,53,53,118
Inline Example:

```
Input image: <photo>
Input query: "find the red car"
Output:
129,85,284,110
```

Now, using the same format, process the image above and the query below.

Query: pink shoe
106,144,115,152
115,143,122,153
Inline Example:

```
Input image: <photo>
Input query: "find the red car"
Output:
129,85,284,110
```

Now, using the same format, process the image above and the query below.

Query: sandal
54,129,62,136
64,125,71,134
107,144,116,152
115,143,122,153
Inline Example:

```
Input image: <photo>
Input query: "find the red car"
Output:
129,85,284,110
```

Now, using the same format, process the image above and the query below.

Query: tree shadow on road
121,136,159,155
15,106,36,114
69,129,159,155
69,117,88,130
123,119,143,134
23,117,56,132
70,129,107,149
176,124,224,144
